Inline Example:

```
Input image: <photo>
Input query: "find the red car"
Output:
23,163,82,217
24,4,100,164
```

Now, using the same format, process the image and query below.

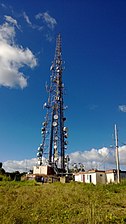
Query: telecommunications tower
37,34,68,172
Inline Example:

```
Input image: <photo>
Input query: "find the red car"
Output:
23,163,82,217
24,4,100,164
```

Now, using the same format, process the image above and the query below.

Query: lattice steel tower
37,34,68,171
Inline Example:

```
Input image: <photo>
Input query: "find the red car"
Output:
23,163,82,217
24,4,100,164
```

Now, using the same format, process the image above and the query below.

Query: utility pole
115,124,120,183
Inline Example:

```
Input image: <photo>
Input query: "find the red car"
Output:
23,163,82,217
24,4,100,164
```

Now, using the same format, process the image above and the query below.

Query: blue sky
1,0,126,171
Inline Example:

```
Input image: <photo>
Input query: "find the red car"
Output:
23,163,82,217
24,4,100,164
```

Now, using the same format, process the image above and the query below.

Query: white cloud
0,16,37,89
45,33,54,42
4,15,20,29
3,157,48,173
23,12,43,31
69,146,126,170
1,3,6,9
98,147,109,156
3,145,126,173
35,12,57,30
22,11,56,42
3,158,38,173
118,146,126,165
23,12,32,26
119,105,126,112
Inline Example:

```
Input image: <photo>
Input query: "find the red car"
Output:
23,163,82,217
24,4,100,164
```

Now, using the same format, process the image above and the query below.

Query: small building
33,165,54,175
74,169,126,184
85,170,106,185
106,169,126,183
74,169,106,185
74,171,85,183
105,169,116,183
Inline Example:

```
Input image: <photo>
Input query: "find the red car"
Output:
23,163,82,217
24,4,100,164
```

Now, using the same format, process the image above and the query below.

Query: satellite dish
54,114,58,120
50,64,54,71
64,133,68,138
55,96,60,101
42,122,47,126
55,136,58,141
37,152,42,157
63,127,68,132
53,121,57,127
54,157,58,161
43,102,50,109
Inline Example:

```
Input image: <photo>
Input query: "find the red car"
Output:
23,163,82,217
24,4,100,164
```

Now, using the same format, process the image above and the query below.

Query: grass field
0,180,126,224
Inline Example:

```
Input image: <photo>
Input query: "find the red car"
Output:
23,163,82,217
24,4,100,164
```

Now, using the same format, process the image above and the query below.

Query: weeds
0,181,126,223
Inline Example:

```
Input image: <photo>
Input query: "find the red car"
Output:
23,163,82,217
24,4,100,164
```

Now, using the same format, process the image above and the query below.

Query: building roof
105,169,116,174
74,169,105,175
87,169,105,173
105,169,126,174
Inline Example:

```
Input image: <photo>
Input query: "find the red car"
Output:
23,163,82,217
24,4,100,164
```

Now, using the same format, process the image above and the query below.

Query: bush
0,174,11,181
0,168,5,175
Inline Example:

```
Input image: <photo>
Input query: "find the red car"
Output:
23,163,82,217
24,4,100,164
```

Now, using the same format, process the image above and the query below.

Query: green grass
0,180,126,223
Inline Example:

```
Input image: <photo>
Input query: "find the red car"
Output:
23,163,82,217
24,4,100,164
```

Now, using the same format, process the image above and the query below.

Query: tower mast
37,34,68,172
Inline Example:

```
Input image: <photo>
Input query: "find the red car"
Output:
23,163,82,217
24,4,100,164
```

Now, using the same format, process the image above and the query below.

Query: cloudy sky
1,0,126,172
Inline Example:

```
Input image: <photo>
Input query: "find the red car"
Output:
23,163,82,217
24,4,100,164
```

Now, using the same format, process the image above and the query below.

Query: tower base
33,165,55,175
